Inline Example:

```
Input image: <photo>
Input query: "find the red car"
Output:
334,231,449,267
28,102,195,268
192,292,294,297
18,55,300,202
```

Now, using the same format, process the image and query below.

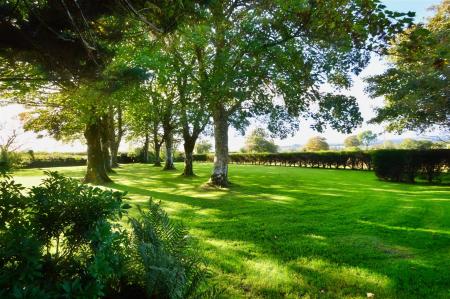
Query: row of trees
239,128,447,153
1,1,447,187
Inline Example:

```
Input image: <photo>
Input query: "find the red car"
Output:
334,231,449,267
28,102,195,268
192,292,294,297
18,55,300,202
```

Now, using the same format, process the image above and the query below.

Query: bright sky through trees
0,0,442,152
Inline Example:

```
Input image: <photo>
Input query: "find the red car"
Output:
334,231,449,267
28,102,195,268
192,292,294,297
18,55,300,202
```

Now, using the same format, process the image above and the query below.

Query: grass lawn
12,163,450,299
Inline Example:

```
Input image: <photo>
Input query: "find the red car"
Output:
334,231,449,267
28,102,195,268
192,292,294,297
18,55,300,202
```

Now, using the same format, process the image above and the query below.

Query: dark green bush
372,149,450,183
0,149,22,172
192,154,208,162
0,172,209,298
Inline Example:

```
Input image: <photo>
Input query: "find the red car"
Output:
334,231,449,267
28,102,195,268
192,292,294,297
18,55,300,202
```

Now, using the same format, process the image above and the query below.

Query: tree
344,135,361,149
115,27,212,175
175,1,413,186
304,137,329,151
124,82,166,167
18,77,132,182
243,128,278,153
399,138,434,150
195,140,212,154
169,35,212,176
358,131,378,149
0,1,205,183
366,1,449,134
382,140,396,149
0,124,22,172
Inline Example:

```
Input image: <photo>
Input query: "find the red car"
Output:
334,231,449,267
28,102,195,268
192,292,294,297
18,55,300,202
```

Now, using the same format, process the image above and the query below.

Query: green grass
12,163,450,299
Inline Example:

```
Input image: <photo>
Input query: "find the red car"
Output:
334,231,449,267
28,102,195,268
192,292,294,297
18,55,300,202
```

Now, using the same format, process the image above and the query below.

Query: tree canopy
358,130,378,149
344,135,361,149
243,128,278,153
304,136,329,151
366,0,449,134
0,0,417,186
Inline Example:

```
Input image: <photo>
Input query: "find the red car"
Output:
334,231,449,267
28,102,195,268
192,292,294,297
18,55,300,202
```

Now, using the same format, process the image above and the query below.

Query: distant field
13,163,450,298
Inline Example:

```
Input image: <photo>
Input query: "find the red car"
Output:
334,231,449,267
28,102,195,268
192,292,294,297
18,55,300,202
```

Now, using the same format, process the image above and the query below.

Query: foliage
0,172,127,298
399,138,434,149
304,137,330,151
128,200,206,299
357,130,378,149
366,0,450,133
381,140,396,149
344,135,361,149
372,149,450,183
0,172,208,298
242,128,278,153
196,151,373,170
195,140,212,154
192,154,208,162
0,128,22,172
0,148,22,174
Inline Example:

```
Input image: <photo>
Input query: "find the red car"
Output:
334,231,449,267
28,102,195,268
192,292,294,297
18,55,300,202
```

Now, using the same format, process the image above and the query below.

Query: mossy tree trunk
182,139,195,176
100,115,113,173
152,123,163,167
163,131,175,170
108,104,123,168
209,107,229,187
142,131,150,163
84,119,112,184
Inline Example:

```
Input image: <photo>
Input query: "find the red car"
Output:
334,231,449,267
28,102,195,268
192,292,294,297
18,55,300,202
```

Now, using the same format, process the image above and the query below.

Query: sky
0,0,442,153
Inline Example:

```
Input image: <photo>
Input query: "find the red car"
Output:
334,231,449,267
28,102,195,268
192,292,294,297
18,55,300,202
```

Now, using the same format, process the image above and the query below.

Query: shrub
0,172,209,298
0,172,128,298
0,148,23,172
193,154,208,162
128,201,206,298
372,149,450,183
118,152,139,164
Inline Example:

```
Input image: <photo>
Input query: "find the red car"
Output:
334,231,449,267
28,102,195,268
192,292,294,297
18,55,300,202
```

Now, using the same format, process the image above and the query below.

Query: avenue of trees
2,0,447,187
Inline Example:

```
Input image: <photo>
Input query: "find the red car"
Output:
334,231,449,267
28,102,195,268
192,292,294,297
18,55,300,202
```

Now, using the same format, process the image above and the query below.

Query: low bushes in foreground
0,172,211,299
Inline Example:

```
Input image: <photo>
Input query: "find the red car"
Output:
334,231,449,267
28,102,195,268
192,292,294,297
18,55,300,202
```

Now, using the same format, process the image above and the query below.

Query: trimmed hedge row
194,149,450,183
23,157,87,168
372,149,450,183
194,151,373,170
17,149,450,183
20,153,139,168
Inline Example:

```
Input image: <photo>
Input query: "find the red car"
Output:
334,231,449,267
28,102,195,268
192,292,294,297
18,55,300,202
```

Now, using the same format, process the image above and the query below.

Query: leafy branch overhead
366,1,449,134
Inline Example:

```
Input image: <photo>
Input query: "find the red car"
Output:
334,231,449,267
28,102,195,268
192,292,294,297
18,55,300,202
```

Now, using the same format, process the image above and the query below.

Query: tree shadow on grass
107,164,450,298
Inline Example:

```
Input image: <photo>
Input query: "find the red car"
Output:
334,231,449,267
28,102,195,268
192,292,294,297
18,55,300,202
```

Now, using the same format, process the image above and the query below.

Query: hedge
22,153,140,167
194,151,373,170
372,149,450,183
23,157,87,168
194,150,450,183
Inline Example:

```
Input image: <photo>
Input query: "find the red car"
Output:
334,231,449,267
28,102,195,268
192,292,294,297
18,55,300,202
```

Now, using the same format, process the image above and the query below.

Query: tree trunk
209,109,229,187
182,140,195,176
110,144,119,168
107,104,122,169
154,144,162,167
84,121,112,184
100,117,113,173
101,134,113,173
163,132,175,170
142,132,149,163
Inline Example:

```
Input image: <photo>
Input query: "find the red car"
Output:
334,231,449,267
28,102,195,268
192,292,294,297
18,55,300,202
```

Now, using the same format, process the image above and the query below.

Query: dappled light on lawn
12,163,450,298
